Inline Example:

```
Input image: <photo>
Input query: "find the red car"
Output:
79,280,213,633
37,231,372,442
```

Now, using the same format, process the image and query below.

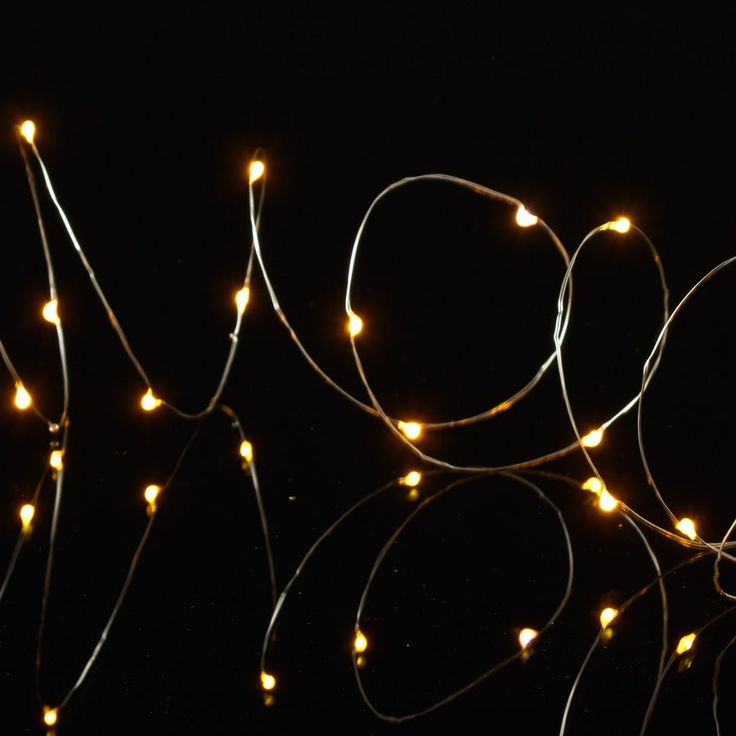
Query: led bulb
518,628,538,650
598,489,618,512
261,671,276,691
610,217,631,233
600,607,618,629
14,383,32,410
144,484,161,505
240,440,254,463
515,205,538,227
235,287,250,315
676,633,696,655
20,504,35,530
42,707,58,727
582,477,603,494
249,160,265,184
581,428,604,448
354,630,368,653
140,388,162,412
49,450,64,470
42,298,60,326
347,311,363,337
398,421,422,440
402,471,422,487
20,120,36,143
676,517,697,541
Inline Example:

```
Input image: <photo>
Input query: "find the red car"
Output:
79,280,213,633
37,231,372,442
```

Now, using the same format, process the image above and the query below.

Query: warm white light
598,489,618,512
141,388,162,412
261,671,276,690
347,311,363,337
20,120,36,143
581,428,604,448
42,298,60,326
398,421,422,440
235,287,250,315
354,630,368,653
610,217,631,233
49,450,64,470
14,383,32,410
515,205,538,227
144,484,161,505
42,707,58,726
20,504,35,530
518,628,538,649
249,160,265,184
402,471,422,487
582,477,603,494
676,517,697,541
600,607,618,629
240,440,254,463
676,633,696,655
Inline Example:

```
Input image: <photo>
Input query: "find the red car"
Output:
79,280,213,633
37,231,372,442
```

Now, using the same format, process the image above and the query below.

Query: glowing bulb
610,217,631,233
20,120,36,143
515,205,538,227
140,388,162,412
518,628,538,650
676,517,697,541
581,428,604,447
354,630,368,653
49,450,64,471
239,440,254,463
20,504,35,530
582,477,603,494
347,311,363,337
14,383,32,410
402,471,422,487
261,671,276,691
249,160,265,184
600,607,618,629
42,298,60,326
235,287,250,315
598,489,618,512
42,707,58,727
144,484,161,505
676,633,696,655
398,421,422,440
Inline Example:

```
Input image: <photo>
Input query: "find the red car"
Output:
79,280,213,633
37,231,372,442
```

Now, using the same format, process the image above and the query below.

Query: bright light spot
600,607,618,629
240,440,254,463
144,484,161,505
20,120,36,143
14,383,32,410
261,671,276,691
398,421,422,440
20,504,35,530
518,628,538,649
347,311,363,337
515,205,538,227
354,630,368,653
676,517,697,541
42,298,60,326
676,633,696,655
141,389,162,412
49,450,64,471
610,217,631,233
235,287,250,315
42,707,58,727
598,489,618,512
582,477,603,494
581,429,604,448
249,160,265,184
402,471,422,487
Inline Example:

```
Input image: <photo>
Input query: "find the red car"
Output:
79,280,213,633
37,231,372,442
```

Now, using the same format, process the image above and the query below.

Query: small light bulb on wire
582,477,603,494
144,484,161,513
249,160,265,184
235,286,250,315
42,298,60,326
515,205,538,227
49,450,64,471
581,428,604,447
14,382,32,410
261,671,276,691
20,120,36,143
347,311,363,337
401,471,422,487
354,630,368,653
599,607,618,629
398,421,422,440
676,633,696,655
676,517,697,541
140,388,162,412
610,217,631,233
598,489,618,512
42,707,58,727
518,628,538,649
20,504,35,531
240,440,254,464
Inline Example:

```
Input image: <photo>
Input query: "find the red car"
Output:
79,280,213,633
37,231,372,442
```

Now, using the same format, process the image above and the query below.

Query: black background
2,5,736,734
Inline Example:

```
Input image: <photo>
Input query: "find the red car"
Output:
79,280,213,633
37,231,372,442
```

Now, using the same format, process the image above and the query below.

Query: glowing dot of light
20,504,35,530
598,489,618,512
235,286,250,315
140,389,162,412
354,630,368,653
261,671,276,691
582,477,603,494
20,120,36,143
347,311,363,337
249,160,265,184
144,484,161,505
610,217,631,233
240,440,254,463
42,298,60,326
581,428,604,447
14,382,32,410
600,607,618,629
676,517,697,541
518,628,538,649
398,421,422,440
402,471,422,487
515,205,538,227
42,707,58,727
49,450,64,470
676,633,696,655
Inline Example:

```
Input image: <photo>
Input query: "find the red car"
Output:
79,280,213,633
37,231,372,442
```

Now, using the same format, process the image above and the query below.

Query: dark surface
2,6,736,734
